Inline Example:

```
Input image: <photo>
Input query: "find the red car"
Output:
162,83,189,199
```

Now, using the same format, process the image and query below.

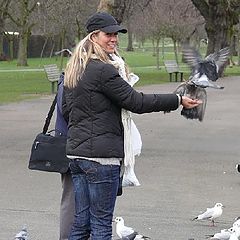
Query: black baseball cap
85,12,127,34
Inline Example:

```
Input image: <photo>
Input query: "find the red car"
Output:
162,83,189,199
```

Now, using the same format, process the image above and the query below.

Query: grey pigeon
174,46,230,121
14,225,28,240
114,217,150,239
192,203,224,226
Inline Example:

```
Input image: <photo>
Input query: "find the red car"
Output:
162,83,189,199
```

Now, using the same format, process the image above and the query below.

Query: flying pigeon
174,45,230,121
114,217,150,239
14,225,28,240
192,203,224,226
182,46,230,88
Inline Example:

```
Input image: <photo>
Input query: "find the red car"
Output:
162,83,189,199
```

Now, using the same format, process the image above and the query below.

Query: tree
7,0,40,66
0,0,12,56
98,0,152,51
191,0,240,55
139,0,203,67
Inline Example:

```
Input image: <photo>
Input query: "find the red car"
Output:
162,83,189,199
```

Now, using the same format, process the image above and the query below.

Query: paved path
0,77,240,239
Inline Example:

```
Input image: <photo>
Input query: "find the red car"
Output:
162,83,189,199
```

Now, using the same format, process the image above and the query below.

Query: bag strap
42,72,64,134
42,93,58,134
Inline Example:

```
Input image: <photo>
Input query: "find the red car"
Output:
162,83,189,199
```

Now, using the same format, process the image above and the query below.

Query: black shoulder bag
28,94,69,173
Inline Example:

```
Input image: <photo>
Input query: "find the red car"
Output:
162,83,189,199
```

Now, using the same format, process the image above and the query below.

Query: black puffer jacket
62,59,179,158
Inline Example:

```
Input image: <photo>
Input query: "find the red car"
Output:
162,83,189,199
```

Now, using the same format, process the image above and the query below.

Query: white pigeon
14,225,28,240
233,218,240,228
206,227,234,240
229,225,240,240
192,203,224,226
114,216,150,239
236,164,240,173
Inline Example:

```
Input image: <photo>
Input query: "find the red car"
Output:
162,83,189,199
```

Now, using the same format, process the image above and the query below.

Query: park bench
164,60,183,82
43,64,60,94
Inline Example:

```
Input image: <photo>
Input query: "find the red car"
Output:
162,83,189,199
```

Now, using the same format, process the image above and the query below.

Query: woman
62,12,201,240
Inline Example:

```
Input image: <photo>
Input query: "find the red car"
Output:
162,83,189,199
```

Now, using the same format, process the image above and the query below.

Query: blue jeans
69,158,120,240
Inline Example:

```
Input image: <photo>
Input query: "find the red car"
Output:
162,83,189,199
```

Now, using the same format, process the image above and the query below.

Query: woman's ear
91,33,98,42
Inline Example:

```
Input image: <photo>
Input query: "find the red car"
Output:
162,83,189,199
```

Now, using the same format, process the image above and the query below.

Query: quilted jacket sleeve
100,63,179,114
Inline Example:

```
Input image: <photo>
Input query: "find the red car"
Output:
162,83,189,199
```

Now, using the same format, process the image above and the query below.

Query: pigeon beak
222,205,226,208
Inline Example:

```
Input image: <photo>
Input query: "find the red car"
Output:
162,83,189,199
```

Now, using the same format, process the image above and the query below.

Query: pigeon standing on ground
14,225,28,240
229,225,240,240
233,218,240,228
206,217,240,240
174,46,229,121
114,217,150,239
206,227,234,240
235,164,240,173
192,203,225,226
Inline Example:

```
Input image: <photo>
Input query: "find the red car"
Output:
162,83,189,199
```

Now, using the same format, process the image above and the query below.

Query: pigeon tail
192,216,198,221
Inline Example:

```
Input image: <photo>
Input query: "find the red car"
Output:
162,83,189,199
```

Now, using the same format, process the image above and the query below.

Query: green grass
0,50,239,104
0,71,49,104
0,57,66,69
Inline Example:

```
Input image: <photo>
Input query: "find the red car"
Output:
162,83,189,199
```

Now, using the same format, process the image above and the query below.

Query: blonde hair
64,31,129,88
64,31,110,88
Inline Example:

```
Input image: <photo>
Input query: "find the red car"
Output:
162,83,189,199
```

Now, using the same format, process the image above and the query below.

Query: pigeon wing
120,225,135,238
199,207,215,220
182,45,202,68
205,47,230,69
121,231,138,240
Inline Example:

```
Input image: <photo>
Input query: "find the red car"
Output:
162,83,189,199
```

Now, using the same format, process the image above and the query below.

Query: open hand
181,96,202,109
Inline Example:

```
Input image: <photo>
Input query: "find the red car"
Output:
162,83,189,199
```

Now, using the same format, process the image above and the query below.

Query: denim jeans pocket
69,159,84,174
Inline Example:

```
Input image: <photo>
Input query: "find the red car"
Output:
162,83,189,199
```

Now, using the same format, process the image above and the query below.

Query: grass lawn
0,50,239,104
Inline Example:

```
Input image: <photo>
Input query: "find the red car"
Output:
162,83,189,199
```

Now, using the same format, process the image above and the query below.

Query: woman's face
92,31,118,54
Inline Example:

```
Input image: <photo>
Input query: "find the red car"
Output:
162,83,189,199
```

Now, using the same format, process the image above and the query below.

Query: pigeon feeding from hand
192,203,224,226
114,216,150,239
174,46,230,121
182,46,230,89
14,225,28,240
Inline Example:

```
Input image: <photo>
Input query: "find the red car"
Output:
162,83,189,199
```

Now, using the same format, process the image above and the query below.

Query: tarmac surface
0,76,240,240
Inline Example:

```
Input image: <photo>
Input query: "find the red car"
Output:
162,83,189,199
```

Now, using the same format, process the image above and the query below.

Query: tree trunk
151,38,156,57
156,38,160,70
9,39,14,60
126,21,133,51
0,34,3,55
162,37,165,60
17,29,29,66
98,0,125,23
0,18,4,55
238,22,240,66
173,39,178,64
40,37,48,59
59,29,66,71
191,0,238,54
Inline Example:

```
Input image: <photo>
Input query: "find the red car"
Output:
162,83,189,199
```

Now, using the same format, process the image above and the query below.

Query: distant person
55,73,74,240
62,12,202,240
